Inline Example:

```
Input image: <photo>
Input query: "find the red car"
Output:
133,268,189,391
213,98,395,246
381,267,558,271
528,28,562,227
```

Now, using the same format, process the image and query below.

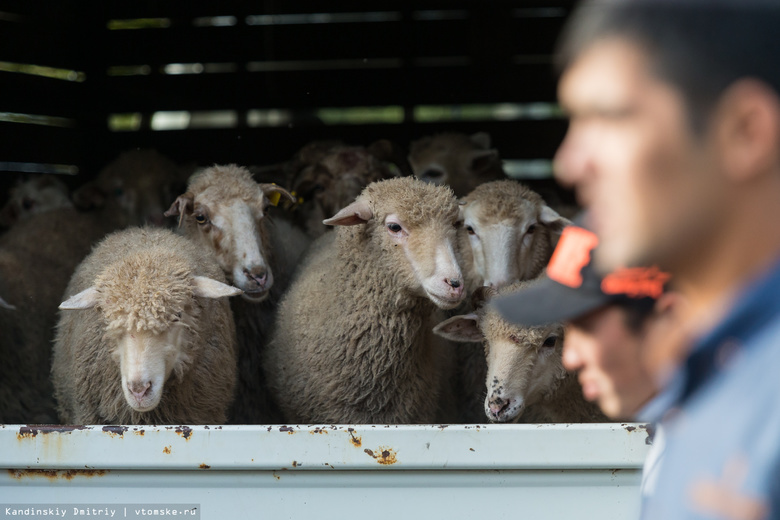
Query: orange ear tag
546,227,599,288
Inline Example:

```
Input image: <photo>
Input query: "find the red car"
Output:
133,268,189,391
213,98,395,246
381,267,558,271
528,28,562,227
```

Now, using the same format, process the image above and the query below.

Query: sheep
52,227,242,424
164,164,311,423
0,207,117,423
434,283,606,423
408,132,507,197
264,177,466,424
458,179,571,292
281,140,406,238
73,148,187,228
0,174,73,228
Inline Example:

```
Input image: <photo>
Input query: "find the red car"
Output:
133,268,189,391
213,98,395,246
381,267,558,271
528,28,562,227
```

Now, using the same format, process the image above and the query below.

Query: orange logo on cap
546,227,599,288
601,266,671,299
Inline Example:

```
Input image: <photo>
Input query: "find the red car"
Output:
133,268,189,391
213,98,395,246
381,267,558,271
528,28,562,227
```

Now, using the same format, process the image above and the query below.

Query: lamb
408,132,507,197
458,179,570,292
164,164,311,423
52,227,242,424
0,207,117,424
434,283,606,423
264,177,465,424
0,174,73,228
282,140,405,238
73,148,187,228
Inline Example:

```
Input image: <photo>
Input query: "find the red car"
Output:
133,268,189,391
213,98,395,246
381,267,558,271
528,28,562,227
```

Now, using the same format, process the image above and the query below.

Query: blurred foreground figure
554,1,780,518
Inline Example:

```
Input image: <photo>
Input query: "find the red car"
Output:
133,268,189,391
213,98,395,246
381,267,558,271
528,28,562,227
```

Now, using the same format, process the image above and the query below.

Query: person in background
494,223,683,506
550,0,780,518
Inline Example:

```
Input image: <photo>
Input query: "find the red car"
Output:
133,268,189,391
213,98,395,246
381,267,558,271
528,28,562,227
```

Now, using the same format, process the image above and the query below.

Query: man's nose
553,129,591,189
561,339,583,371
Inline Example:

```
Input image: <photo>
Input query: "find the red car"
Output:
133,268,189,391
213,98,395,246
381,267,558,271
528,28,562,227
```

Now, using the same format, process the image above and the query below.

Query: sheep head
0,174,73,227
460,180,571,288
324,177,466,309
165,165,294,302
286,142,402,238
433,281,567,423
408,132,506,197
73,149,181,227
60,252,241,414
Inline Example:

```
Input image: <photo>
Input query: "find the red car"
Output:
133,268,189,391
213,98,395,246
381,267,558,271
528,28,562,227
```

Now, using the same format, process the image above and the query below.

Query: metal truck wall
1,423,650,520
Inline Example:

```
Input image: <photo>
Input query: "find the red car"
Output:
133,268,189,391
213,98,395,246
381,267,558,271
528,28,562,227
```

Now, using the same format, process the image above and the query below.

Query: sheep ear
323,200,373,226
164,193,194,228
260,183,295,208
468,149,499,173
539,205,571,236
192,277,243,299
433,314,483,343
470,132,491,149
59,287,100,310
0,296,16,311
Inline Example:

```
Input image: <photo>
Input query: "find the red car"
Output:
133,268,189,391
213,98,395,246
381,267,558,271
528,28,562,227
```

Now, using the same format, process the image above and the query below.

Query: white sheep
408,132,507,197
435,283,606,423
164,164,311,423
264,177,465,424
0,174,73,228
52,227,242,424
459,179,571,291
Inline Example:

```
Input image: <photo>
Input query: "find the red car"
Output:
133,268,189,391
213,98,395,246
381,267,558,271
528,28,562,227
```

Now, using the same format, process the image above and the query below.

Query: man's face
555,38,724,272
563,304,656,419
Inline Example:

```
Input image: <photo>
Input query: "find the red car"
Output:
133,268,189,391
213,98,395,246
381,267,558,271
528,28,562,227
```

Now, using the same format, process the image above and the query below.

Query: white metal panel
0,423,651,520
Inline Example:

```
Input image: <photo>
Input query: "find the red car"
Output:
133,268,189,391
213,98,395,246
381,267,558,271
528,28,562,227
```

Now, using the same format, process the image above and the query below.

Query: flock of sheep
0,133,606,426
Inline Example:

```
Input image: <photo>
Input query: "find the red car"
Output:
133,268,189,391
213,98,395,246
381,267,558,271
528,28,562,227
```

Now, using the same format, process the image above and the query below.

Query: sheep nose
444,278,463,298
245,267,268,287
488,396,509,420
128,381,151,400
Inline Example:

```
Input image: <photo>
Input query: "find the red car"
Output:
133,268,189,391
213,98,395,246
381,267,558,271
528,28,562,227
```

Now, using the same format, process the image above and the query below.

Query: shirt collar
676,254,780,406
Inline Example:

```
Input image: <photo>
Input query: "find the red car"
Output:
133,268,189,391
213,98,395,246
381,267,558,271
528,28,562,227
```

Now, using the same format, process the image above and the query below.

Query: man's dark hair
556,0,780,132
616,296,657,334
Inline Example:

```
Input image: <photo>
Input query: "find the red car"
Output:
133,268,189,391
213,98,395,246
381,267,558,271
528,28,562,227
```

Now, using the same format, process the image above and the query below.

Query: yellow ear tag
267,191,282,207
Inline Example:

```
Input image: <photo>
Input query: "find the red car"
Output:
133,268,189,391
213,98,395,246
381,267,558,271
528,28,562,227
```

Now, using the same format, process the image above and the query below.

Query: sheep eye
387,222,402,233
542,335,557,348
195,214,207,225
527,224,537,235
466,225,476,235
422,169,443,180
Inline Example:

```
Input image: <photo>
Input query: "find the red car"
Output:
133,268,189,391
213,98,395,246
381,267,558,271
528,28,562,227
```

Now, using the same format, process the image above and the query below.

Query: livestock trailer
1,2,650,519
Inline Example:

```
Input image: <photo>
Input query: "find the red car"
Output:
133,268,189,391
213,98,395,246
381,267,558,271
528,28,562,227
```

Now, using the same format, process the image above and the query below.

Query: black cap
492,225,670,326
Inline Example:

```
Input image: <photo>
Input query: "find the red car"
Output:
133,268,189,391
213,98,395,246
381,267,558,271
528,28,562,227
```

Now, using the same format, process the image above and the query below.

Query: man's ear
716,78,780,183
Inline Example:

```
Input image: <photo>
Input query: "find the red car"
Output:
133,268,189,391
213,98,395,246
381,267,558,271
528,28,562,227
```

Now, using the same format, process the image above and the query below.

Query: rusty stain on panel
364,447,398,465
279,426,295,434
310,427,328,435
175,426,193,440
347,428,362,447
8,469,107,481
199,463,211,469
163,446,171,454
292,460,299,468
102,425,128,437
272,472,280,481
17,425,88,440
